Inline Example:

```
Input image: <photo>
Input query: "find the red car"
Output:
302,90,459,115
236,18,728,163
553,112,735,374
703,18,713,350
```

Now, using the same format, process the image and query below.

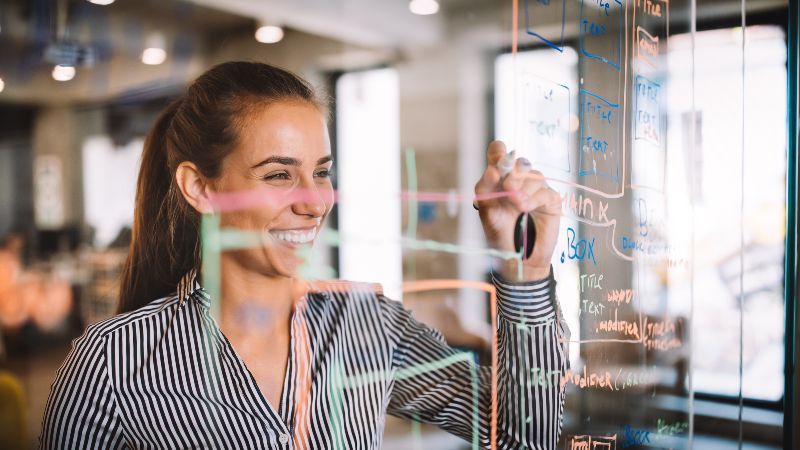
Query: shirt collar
175,269,384,308
176,268,210,308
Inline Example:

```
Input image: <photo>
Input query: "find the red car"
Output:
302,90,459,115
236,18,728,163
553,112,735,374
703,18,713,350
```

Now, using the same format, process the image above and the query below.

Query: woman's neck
217,256,302,339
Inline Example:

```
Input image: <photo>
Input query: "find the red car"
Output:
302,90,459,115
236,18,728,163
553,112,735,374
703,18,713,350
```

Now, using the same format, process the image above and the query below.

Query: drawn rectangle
637,26,659,68
567,435,591,450
633,0,669,76
524,0,566,51
519,72,571,173
566,434,617,450
634,74,661,145
579,0,624,70
631,74,665,192
591,434,617,449
578,89,621,191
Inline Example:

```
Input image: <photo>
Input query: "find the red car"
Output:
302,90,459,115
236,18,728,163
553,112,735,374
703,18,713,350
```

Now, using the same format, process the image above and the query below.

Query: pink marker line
206,187,520,213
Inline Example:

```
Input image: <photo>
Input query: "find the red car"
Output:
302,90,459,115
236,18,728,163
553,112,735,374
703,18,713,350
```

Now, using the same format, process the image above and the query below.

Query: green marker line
469,358,479,449
332,352,481,447
204,215,493,445
212,228,521,262
401,236,520,261
210,226,522,262
411,413,421,450
201,214,222,320
320,228,521,261
219,228,262,250
330,353,470,391
329,360,345,450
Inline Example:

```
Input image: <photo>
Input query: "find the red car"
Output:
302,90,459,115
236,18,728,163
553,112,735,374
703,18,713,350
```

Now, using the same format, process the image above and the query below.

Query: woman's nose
292,181,329,218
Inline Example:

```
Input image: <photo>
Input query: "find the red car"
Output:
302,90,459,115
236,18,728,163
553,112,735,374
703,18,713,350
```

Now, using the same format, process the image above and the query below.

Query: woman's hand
474,140,562,281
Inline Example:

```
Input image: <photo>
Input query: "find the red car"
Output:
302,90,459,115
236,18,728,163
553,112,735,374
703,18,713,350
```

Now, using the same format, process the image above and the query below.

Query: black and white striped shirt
40,268,568,449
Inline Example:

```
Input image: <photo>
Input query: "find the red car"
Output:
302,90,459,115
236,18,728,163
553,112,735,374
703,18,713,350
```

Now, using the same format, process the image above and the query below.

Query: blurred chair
0,369,28,449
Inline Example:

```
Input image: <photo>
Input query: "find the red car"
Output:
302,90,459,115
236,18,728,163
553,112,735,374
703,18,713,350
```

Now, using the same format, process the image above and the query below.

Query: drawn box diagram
632,74,666,192
633,0,669,75
578,89,622,194
637,27,659,68
579,0,624,70
566,434,617,450
634,74,661,145
524,0,566,52
519,72,571,173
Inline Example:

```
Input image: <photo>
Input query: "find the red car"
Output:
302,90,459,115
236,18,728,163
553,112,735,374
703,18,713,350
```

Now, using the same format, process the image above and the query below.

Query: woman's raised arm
382,269,568,449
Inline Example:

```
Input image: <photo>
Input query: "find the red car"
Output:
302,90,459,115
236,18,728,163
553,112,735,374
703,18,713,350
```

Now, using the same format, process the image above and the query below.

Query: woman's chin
264,250,307,278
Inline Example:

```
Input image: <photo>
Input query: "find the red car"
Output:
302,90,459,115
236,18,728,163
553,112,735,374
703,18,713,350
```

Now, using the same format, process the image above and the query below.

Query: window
668,25,787,401
335,68,403,300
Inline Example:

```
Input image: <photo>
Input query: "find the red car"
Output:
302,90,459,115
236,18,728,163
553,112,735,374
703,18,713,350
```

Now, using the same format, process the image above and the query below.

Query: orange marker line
292,299,312,450
512,0,519,55
401,279,498,450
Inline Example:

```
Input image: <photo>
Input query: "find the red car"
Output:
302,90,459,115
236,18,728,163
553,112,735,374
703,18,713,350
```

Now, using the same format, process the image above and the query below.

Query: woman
40,62,567,449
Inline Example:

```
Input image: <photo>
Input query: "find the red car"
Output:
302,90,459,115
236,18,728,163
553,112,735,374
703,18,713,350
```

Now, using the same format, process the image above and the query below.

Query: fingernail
498,151,515,176
519,157,532,167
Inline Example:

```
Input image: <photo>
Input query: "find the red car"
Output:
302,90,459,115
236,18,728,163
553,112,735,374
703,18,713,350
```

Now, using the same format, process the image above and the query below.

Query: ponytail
117,62,323,313
117,99,199,313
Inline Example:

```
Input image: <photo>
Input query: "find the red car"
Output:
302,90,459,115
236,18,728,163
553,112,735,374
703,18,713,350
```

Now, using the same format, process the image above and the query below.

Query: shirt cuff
491,265,557,324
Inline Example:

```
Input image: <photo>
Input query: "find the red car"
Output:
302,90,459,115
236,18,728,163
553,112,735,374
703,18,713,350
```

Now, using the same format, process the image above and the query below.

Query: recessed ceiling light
0,78,5,93
409,0,439,15
255,25,284,44
141,32,167,65
87,0,115,5
141,47,167,65
52,65,76,82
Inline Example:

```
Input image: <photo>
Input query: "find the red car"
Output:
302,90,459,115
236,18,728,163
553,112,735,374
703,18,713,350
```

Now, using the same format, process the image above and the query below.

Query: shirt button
279,433,290,444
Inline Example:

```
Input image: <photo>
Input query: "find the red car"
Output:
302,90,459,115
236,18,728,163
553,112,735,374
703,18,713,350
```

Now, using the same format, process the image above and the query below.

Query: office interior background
0,0,797,448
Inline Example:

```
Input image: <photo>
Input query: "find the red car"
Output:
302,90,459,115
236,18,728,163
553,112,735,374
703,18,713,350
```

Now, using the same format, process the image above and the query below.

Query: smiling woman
39,61,568,450
115,62,330,313
176,100,335,281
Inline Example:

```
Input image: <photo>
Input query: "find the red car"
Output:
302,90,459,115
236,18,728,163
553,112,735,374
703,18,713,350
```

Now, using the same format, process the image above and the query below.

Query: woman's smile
265,225,319,247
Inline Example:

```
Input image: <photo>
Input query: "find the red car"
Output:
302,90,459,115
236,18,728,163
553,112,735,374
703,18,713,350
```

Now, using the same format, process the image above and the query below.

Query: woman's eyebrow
251,155,333,169
251,156,300,169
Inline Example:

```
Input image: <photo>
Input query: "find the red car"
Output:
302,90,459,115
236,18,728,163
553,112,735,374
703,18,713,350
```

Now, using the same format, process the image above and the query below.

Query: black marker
514,212,536,259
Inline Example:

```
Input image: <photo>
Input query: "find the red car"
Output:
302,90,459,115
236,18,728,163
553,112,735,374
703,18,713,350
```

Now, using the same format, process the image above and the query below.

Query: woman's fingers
486,140,507,166
515,157,532,172
474,141,560,214
474,164,500,197
474,141,508,207
523,185,562,215
503,167,559,214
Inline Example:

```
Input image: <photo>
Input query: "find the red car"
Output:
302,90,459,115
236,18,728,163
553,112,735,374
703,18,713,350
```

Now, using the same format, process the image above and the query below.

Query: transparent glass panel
0,0,790,449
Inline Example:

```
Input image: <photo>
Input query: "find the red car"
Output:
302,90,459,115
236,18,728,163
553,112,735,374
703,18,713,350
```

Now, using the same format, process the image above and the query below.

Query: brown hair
117,61,324,313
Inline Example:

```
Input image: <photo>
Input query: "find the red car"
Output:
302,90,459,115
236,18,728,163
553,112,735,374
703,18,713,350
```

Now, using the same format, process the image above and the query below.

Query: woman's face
214,100,334,278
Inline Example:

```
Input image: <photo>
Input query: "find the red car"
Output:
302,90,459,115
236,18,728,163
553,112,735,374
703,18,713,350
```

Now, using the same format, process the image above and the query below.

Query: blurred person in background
0,233,30,449
0,233,73,335
0,233,30,331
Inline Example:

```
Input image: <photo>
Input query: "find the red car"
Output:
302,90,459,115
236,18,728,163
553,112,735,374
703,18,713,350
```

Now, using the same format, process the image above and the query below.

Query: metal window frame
783,1,798,448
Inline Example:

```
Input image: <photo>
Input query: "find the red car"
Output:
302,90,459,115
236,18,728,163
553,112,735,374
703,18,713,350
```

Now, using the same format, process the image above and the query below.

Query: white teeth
269,228,316,245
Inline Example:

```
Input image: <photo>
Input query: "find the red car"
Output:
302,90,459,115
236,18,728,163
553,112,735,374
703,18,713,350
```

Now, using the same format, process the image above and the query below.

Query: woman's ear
175,162,213,214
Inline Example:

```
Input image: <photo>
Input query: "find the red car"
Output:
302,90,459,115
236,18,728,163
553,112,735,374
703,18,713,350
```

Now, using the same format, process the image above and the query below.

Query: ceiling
0,0,788,106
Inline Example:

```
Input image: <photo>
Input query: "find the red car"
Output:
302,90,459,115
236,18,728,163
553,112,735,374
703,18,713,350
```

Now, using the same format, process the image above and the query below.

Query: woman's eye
261,172,290,181
314,169,332,178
